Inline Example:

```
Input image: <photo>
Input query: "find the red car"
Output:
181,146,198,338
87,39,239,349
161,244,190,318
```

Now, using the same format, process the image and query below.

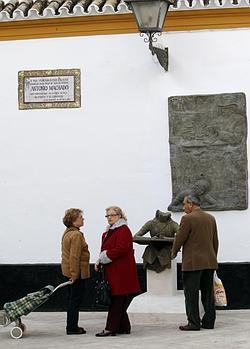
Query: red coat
101,224,141,296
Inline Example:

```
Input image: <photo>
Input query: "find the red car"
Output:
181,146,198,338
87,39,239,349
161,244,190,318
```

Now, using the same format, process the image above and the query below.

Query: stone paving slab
0,310,250,349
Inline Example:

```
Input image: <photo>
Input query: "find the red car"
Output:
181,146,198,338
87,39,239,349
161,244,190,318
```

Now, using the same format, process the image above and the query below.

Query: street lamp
125,0,175,71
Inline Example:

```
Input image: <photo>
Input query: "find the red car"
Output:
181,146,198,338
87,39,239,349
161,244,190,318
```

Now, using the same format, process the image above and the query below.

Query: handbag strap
97,266,106,281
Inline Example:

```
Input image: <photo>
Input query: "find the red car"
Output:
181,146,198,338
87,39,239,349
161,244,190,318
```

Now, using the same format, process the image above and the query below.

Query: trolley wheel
10,326,23,339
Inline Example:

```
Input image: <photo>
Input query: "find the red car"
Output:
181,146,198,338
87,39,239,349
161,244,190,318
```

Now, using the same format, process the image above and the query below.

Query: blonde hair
106,206,127,221
63,208,83,228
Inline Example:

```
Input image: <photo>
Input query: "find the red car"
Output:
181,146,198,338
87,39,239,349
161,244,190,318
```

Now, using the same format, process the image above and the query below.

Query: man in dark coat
172,194,219,331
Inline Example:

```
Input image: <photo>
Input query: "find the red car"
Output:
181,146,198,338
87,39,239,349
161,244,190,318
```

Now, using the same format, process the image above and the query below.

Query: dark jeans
182,269,215,329
66,278,85,331
105,295,133,333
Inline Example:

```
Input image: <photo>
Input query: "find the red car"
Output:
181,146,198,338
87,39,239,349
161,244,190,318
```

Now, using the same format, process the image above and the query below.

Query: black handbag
94,268,111,307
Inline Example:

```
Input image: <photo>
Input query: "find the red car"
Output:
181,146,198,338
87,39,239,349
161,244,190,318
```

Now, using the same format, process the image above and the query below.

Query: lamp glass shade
130,0,170,33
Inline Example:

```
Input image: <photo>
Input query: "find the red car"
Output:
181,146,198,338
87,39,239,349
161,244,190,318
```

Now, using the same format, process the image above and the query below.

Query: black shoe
179,325,200,331
95,330,116,337
201,324,214,329
67,327,86,335
117,330,131,334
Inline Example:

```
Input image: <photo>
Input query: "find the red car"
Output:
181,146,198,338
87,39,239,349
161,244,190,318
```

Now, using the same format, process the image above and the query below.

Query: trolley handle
52,280,73,294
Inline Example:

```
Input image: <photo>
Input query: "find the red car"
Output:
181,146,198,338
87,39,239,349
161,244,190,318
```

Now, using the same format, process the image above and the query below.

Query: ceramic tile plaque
18,69,81,109
168,92,248,211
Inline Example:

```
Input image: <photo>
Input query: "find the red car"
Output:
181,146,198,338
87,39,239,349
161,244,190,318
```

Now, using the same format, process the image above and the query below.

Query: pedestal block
129,261,185,318
129,238,185,321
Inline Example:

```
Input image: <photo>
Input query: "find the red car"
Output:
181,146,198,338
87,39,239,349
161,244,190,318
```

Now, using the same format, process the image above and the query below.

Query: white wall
0,28,249,264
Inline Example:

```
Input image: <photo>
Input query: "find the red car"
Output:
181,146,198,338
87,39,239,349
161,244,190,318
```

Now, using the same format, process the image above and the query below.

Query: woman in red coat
95,206,140,337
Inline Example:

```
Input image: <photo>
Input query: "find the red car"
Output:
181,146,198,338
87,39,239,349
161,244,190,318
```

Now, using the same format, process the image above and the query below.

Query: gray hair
106,206,127,221
185,194,201,206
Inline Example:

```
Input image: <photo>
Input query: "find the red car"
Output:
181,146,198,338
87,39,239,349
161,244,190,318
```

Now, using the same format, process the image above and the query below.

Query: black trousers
182,269,215,329
105,295,133,333
66,279,85,331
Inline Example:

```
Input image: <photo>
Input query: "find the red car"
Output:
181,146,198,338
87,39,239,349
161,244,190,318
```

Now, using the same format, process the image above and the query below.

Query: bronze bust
134,210,179,273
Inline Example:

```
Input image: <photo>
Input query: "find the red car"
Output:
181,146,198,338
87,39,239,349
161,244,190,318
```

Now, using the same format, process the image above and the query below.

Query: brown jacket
172,207,218,271
61,227,90,281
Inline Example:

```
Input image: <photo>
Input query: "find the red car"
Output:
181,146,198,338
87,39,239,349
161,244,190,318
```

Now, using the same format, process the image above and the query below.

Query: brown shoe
179,325,200,331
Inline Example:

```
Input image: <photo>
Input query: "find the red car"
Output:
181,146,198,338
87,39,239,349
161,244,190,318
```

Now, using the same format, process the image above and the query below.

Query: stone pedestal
129,238,185,321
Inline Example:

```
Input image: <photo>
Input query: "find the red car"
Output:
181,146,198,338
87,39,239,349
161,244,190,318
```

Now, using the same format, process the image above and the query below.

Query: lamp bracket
140,32,169,71
150,45,169,72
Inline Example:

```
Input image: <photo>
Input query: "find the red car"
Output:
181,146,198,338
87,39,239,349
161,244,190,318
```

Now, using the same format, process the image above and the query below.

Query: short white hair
106,206,127,221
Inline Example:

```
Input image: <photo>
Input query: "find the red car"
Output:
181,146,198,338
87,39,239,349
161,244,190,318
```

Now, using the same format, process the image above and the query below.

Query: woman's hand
99,250,112,264
94,263,99,272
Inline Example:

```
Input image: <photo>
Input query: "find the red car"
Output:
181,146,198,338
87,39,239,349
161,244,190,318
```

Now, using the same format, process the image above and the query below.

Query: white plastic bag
214,271,227,307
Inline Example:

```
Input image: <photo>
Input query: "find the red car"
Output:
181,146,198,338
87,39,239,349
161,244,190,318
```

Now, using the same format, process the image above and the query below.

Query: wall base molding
0,262,249,310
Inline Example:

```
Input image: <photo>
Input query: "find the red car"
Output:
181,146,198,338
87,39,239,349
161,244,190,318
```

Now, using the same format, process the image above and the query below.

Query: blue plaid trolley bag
0,280,71,339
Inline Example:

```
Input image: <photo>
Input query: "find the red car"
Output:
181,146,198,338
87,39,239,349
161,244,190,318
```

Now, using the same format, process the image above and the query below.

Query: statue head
191,175,210,195
155,210,171,223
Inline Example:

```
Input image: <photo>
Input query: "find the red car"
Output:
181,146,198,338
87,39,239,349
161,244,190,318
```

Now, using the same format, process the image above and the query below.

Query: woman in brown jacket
61,208,90,335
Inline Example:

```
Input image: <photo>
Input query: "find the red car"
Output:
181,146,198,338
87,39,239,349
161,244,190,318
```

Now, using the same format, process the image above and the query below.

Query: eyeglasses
105,214,119,218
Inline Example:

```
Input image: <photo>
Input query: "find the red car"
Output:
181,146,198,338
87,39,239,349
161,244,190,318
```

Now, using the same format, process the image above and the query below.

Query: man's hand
171,251,176,260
